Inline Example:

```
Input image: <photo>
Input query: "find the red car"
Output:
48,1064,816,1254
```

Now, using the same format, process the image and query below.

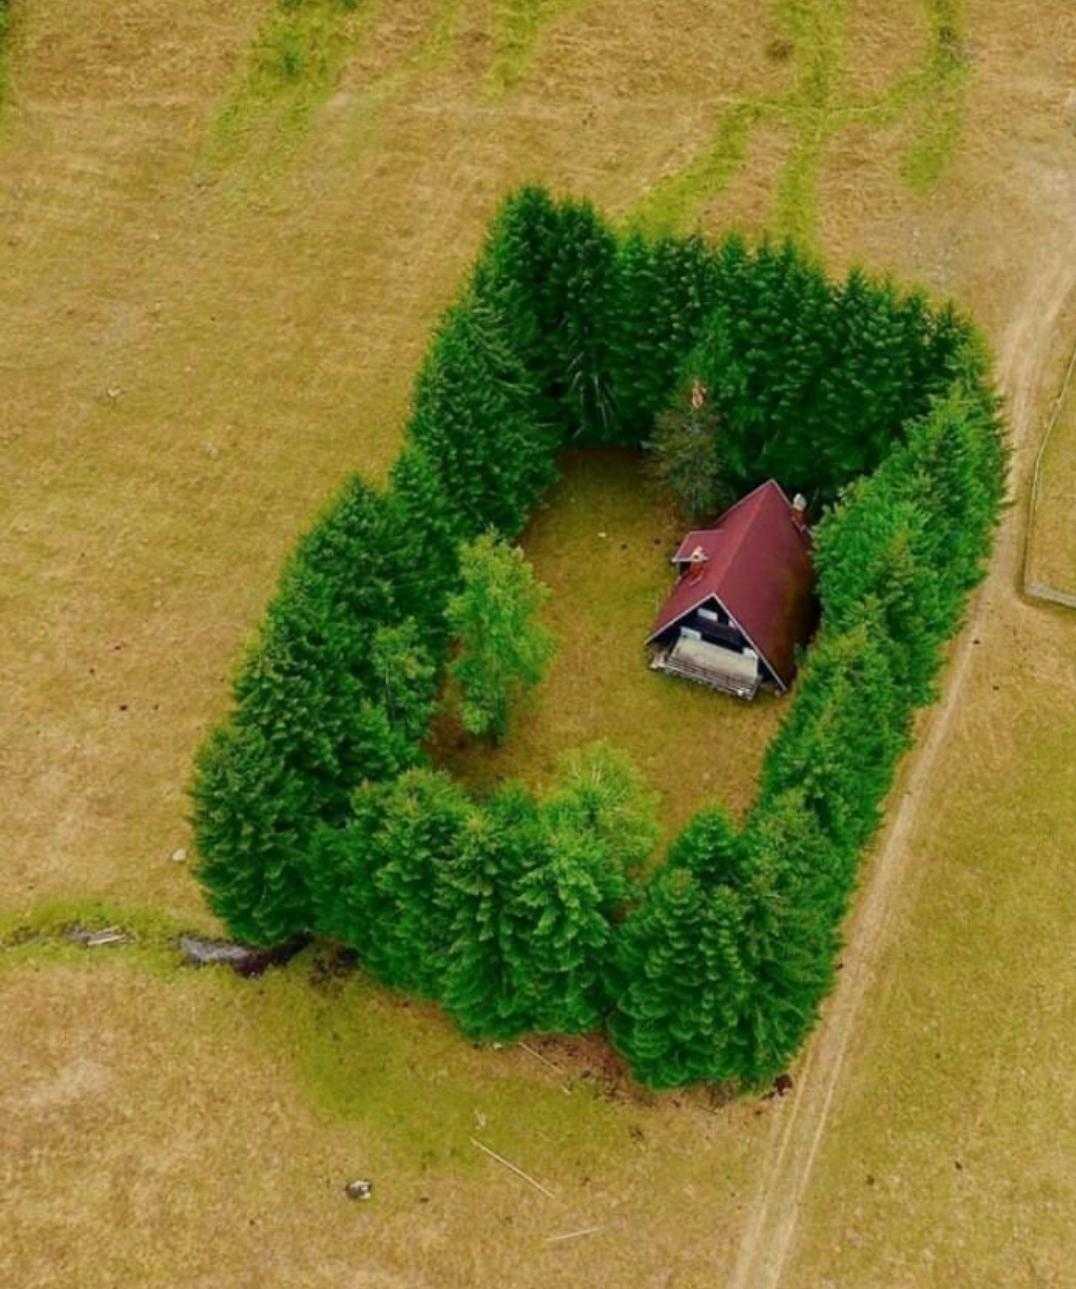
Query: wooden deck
650,636,761,701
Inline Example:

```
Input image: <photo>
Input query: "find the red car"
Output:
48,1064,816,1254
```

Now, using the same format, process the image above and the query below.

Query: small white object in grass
171,848,188,863
344,1179,373,1201
598,531,607,538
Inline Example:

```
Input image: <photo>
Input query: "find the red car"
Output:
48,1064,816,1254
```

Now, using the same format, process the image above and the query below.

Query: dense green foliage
193,185,1005,1088
192,477,438,943
611,234,720,444
303,744,658,1039
408,299,556,539
681,243,968,504
307,768,475,998
445,533,555,742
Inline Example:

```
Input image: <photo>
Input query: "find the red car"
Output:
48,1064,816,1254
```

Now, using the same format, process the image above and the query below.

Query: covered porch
650,632,761,701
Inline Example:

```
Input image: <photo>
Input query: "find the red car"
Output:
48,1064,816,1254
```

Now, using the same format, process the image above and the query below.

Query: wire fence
1023,334,1076,609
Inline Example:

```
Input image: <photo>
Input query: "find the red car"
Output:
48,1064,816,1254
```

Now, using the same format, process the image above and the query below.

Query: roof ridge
716,483,776,597
709,478,775,531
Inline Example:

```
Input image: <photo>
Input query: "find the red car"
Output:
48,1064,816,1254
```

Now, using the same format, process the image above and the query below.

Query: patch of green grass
0,898,632,1168
431,451,784,845
0,0,12,114
0,899,203,980
766,0,848,246
841,0,970,192
414,0,467,73
898,0,969,191
207,0,383,171
207,0,592,175
631,102,763,235
256,968,628,1163
485,0,589,98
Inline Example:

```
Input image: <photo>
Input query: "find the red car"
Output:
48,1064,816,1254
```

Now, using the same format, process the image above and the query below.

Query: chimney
791,493,809,534
686,545,709,580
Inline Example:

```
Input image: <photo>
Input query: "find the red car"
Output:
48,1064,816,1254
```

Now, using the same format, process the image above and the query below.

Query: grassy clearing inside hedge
431,450,784,844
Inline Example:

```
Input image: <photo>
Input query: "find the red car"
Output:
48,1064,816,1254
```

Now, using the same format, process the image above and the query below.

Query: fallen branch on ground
469,1137,555,1199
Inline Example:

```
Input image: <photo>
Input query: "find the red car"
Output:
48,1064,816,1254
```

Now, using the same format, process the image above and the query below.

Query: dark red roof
648,480,815,690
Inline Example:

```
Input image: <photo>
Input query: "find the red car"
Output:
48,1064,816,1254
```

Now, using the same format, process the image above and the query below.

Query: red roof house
647,480,816,699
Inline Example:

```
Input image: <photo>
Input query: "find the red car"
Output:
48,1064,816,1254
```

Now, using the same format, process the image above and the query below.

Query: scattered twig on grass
545,1225,605,1244
66,926,132,948
469,1137,555,1199
518,1041,572,1094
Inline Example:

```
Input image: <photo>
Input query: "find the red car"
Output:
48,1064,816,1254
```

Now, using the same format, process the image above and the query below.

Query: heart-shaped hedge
192,187,1005,1090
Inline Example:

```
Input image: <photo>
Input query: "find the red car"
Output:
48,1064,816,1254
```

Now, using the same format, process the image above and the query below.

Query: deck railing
650,648,760,700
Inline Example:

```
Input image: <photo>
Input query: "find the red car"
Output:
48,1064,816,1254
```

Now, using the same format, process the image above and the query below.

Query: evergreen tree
896,380,1007,601
510,826,623,1034
611,233,719,444
758,617,909,880
305,783,391,951
685,239,838,495
665,803,746,884
647,384,736,522
388,443,469,642
510,744,657,1033
192,721,315,946
474,189,623,444
192,475,425,944
231,476,419,818
349,621,439,781
440,783,547,1040
446,533,555,742
408,297,558,540
367,770,476,997
814,471,941,702
545,199,621,443
542,742,660,878
308,769,476,998
470,184,564,412
608,865,753,1088
707,854,835,1087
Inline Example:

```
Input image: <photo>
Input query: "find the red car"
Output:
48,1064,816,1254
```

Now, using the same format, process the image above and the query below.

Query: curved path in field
728,248,1076,1289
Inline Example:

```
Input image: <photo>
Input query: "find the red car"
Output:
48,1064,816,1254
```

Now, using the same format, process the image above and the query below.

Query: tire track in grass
727,248,1076,1289
485,0,591,98
631,0,970,245
205,0,386,175
203,0,592,178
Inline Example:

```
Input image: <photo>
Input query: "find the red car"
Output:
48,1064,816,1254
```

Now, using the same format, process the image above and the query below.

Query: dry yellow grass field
2,1,1075,1285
